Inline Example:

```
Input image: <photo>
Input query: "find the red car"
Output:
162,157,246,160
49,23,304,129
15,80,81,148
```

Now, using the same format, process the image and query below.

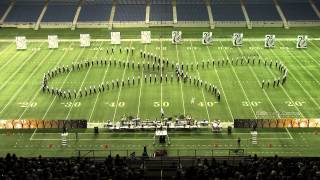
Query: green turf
0,27,320,157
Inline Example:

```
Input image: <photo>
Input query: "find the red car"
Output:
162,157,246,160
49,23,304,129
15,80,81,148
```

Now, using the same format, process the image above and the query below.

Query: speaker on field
94,127,99,134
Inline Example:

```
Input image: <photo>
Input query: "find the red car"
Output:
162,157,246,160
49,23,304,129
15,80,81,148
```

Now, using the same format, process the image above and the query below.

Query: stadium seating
1,153,320,179
278,0,319,21
114,0,146,21
42,0,78,22
316,0,320,10
150,0,173,22
5,0,45,22
176,0,209,21
0,0,11,20
245,0,281,21
211,0,245,21
78,0,112,22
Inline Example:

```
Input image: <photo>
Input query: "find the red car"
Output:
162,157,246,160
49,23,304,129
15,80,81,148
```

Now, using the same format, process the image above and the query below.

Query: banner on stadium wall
111,32,121,45
265,34,275,48
141,31,151,44
202,32,213,45
16,36,27,50
234,118,320,128
80,34,90,47
48,35,58,49
232,33,243,47
296,35,308,49
0,119,87,129
172,31,182,44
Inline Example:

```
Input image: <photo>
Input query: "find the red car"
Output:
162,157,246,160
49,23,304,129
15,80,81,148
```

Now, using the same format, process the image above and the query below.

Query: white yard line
281,41,320,87
206,46,234,121
136,45,146,118
189,41,211,122
40,45,87,120
248,41,306,118
0,42,45,91
219,41,257,119
285,127,294,140
237,47,281,119
302,41,320,67
29,128,37,141
88,66,111,122
65,42,105,120
17,43,74,120
175,44,186,116
111,41,133,123
0,51,22,72
0,42,19,70
237,48,295,140
0,44,52,114
271,43,320,111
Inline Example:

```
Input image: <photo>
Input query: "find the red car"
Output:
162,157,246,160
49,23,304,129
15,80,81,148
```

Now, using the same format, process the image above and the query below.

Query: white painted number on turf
156,46,167,50
187,47,198,50
242,101,261,107
61,102,81,108
218,47,231,50
106,102,125,108
18,102,37,108
285,101,305,107
197,101,215,107
153,101,169,107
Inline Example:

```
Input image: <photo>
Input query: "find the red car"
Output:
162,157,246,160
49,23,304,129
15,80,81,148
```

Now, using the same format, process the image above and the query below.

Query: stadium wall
1,20,319,29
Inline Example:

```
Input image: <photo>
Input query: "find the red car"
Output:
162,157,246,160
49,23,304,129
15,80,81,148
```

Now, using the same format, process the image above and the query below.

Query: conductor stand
153,126,170,145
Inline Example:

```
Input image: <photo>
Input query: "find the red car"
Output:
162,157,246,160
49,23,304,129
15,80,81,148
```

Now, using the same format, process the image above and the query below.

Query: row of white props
15,32,308,50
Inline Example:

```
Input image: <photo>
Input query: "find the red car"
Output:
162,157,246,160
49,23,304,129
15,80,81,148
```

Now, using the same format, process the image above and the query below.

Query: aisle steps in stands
34,0,48,30
108,0,116,30
240,0,252,29
172,0,177,24
205,0,215,29
273,0,289,29
0,0,15,24
146,0,150,24
71,0,84,30
309,0,320,19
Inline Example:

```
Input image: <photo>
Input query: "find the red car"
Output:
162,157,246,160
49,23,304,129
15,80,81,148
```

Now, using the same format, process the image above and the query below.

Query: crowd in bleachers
1,153,320,180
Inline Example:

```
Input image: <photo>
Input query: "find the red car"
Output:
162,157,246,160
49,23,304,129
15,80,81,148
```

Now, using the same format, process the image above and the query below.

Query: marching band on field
42,48,288,104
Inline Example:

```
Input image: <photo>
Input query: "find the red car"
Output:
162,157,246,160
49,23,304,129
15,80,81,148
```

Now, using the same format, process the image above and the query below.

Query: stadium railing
75,148,246,159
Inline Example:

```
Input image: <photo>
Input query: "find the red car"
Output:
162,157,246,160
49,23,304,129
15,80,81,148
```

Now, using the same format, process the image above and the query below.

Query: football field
0,27,320,157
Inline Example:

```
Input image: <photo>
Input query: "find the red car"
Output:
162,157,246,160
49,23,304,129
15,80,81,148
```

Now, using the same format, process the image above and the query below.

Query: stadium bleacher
78,0,112,22
176,0,209,21
211,0,245,21
150,0,173,22
114,0,146,22
0,0,11,20
5,0,45,23
315,0,320,10
245,0,281,21
278,0,319,21
42,0,78,22
1,153,320,179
